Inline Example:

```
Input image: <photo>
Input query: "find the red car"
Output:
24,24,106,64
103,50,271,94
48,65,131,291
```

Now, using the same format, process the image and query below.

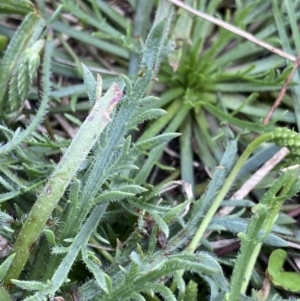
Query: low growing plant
1,1,300,301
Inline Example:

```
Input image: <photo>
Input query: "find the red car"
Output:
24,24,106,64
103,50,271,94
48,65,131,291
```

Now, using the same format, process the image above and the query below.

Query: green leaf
0,36,52,154
211,217,289,247
82,63,97,105
126,262,139,283
0,254,15,281
141,18,171,72
82,250,109,294
267,249,300,293
43,229,56,247
152,212,169,238
121,74,133,94
134,133,181,152
163,199,191,224
137,95,160,106
0,211,13,223
191,139,238,222
0,12,45,114
130,108,167,127
8,39,45,113
130,251,141,265
104,273,112,294
131,293,146,301
0,286,13,301
0,179,44,203
118,184,148,194
184,280,197,301
94,191,135,204
0,0,34,15
11,279,49,291
145,283,177,301
173,271,186,300
203,102,271,133
51,246,70,254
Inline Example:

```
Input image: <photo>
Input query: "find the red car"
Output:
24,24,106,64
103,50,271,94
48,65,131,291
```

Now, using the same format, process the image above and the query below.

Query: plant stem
170,133,273,293
225,204,269,301
185,132,272,253
4,76,123,284
227,170,298,301
240,171,297,294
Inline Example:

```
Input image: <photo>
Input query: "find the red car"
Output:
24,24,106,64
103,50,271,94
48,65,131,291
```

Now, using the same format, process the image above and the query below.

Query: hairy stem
4,76,122,284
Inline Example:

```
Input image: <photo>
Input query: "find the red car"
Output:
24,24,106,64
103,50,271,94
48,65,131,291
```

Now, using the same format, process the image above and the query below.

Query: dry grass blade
263,53,300,125
167,0,296,62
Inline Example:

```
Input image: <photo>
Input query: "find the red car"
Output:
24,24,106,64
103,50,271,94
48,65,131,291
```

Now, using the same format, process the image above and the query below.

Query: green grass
0,1,300,300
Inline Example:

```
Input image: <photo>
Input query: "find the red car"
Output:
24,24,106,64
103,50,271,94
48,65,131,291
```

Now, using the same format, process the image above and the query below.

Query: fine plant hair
1,10,220,301
1,1,300,301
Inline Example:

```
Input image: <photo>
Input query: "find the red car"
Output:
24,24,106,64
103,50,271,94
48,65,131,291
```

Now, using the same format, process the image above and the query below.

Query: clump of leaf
139,1,295,194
